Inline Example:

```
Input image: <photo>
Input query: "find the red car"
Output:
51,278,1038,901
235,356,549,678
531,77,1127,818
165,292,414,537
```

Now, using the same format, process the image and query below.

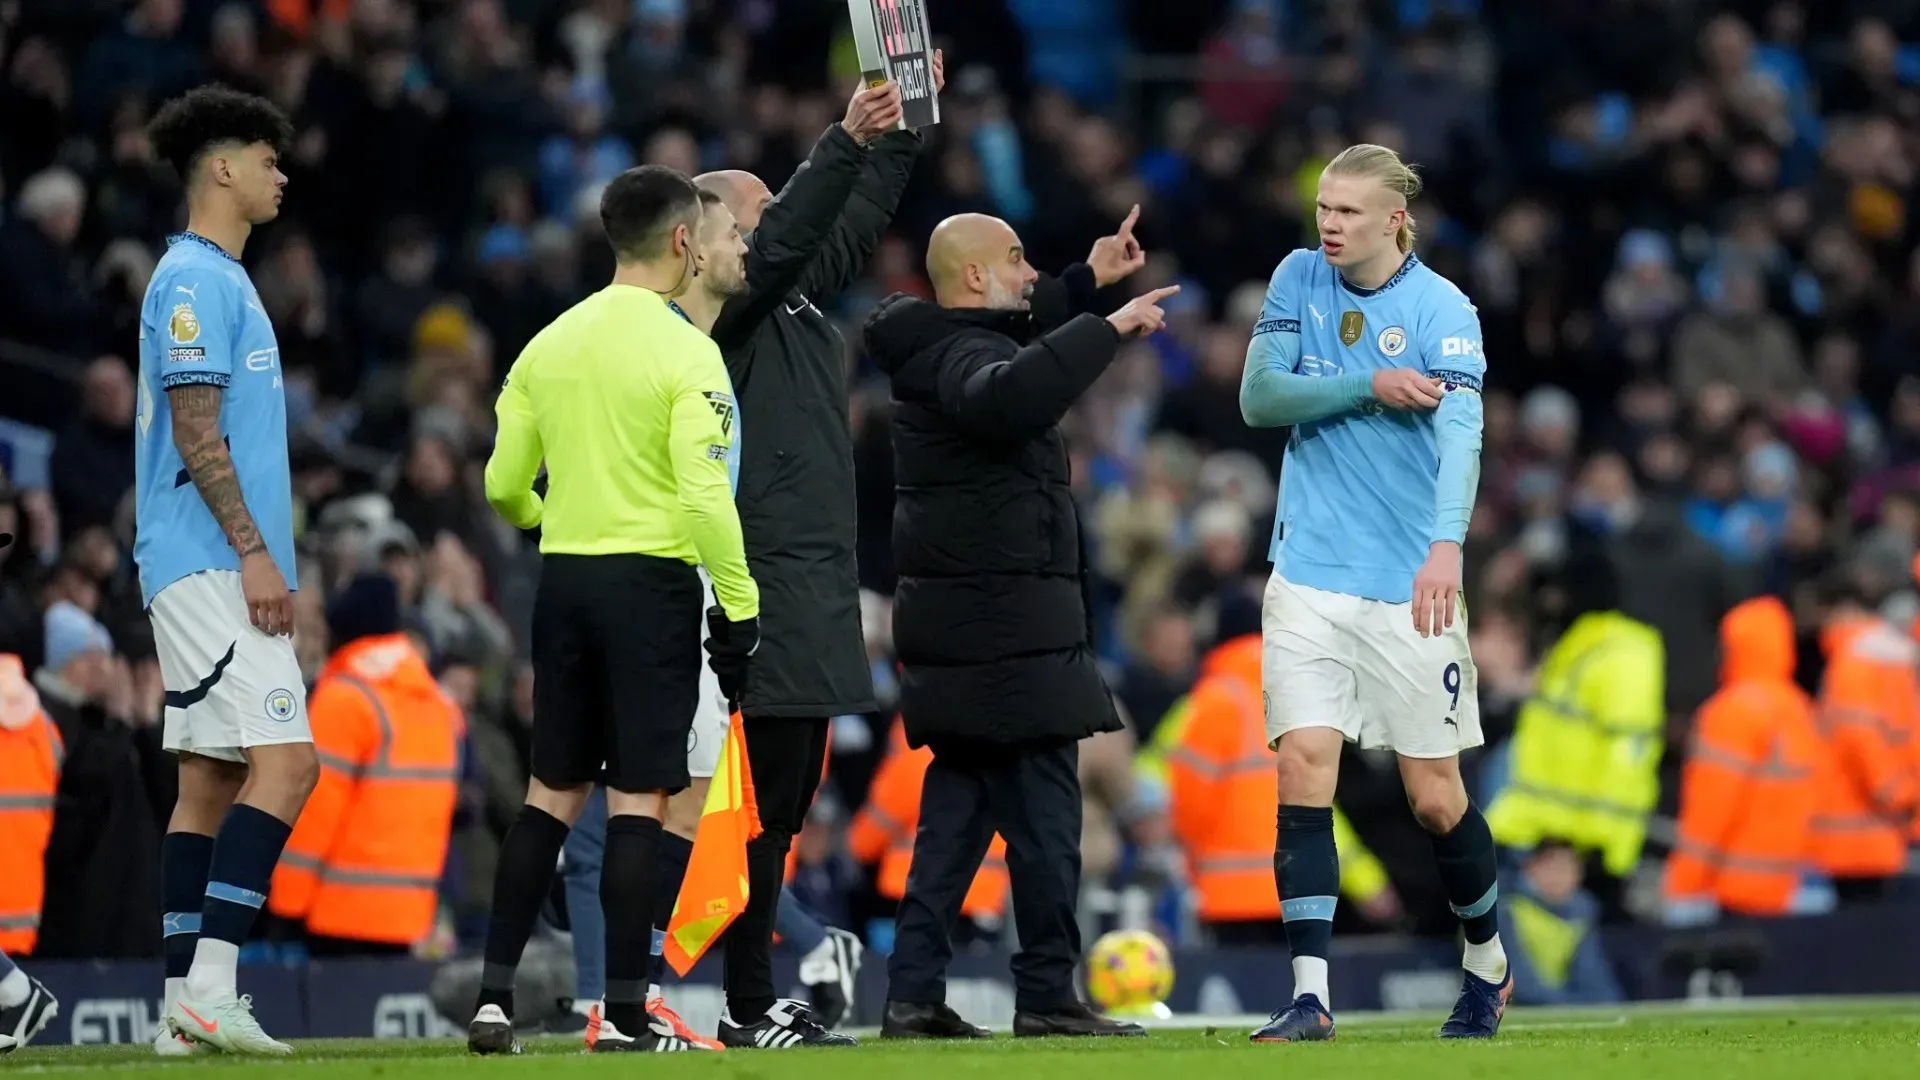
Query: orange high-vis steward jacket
269,635,464,945
0,657,60,954
1811,616,1919,879
1164,635,1283,922
848,720,1008,919
1664,597,1824,915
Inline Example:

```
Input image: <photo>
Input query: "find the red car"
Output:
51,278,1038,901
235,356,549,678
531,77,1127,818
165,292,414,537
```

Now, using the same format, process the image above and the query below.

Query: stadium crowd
5,0,1920,1007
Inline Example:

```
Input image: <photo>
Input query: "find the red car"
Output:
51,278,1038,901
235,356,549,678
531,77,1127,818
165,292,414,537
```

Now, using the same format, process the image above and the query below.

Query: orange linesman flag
665,711,761,975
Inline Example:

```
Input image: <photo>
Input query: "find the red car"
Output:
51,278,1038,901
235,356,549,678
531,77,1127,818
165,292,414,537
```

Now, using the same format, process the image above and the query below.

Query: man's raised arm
709,84,904,350
796,129,920,302
796,50,945,303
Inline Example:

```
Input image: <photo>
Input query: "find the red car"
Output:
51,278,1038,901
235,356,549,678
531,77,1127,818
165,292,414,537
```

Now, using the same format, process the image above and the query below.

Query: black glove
704,605,761,709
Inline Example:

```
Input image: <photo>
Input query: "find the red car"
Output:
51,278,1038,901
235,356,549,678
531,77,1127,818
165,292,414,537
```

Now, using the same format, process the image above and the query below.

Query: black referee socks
602,814,664,1036
477,805,572,1018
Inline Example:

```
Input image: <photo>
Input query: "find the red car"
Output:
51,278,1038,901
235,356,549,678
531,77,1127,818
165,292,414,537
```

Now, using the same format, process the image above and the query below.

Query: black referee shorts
531,553,702,794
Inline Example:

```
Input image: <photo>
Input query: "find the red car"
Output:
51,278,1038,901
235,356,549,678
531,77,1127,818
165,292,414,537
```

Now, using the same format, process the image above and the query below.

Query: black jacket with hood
714,124,923,719
861,264,1126,750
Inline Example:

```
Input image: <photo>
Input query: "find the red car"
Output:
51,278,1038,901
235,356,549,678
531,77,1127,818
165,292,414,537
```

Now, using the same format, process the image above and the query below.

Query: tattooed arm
169,383,265,556
169,382,290,632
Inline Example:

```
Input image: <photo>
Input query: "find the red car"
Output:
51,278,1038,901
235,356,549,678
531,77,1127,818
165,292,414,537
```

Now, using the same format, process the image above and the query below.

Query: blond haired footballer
1240,145,1509,1042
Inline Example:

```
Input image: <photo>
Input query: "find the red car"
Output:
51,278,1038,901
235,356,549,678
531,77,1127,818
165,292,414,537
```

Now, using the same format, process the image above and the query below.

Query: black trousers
887,740,1082,1014
722,715,831,1018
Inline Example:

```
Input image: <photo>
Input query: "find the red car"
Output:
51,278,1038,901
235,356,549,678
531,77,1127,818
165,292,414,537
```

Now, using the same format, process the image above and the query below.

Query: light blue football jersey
134,233,297,606
1255,248,1486,604
669,299,740,496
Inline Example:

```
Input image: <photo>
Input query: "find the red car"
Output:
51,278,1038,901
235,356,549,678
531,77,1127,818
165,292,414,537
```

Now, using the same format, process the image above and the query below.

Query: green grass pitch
6,999,1918,1079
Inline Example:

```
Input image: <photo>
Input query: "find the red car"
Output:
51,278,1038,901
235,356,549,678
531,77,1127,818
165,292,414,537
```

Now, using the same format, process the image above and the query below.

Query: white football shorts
1261,571,1482,760
152,569,311,763
687,568,729,780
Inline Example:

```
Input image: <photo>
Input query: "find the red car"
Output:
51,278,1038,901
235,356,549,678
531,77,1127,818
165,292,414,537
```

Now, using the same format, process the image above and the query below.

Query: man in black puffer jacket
862,211,1178,1040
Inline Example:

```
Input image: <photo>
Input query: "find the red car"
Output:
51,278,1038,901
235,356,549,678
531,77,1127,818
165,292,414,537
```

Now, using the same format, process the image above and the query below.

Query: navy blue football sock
163,832,216,979
648,830,694,987
1275,805,1339,993
201,805,291,946
1430,802,1501,945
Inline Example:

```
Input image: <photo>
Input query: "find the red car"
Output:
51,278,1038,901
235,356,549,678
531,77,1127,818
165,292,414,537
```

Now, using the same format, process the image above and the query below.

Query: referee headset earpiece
676,222,697,292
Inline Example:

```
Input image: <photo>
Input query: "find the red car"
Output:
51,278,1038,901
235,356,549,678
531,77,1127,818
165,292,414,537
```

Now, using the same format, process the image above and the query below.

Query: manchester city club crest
265,688,298,722
1339,310,1364,346
1378,325,1408,357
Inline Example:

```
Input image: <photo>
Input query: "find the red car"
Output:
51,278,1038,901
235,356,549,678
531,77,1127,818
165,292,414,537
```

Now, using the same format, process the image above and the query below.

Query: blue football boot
1437,968,1513,1039
1249,994,1335,1043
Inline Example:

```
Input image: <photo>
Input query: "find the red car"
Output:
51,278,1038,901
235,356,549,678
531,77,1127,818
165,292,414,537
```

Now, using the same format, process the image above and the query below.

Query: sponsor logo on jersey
1441,336,1482,359
1339,310,1364,346
1377,326,1407,357
704,391,735,436
169,303,201,344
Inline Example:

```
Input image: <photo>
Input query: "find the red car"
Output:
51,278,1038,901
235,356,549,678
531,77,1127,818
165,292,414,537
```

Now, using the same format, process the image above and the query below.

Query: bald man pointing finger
859,211,1175,1040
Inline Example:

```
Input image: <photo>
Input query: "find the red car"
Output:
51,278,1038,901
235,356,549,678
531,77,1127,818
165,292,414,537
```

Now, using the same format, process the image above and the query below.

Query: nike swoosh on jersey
164,641,238,710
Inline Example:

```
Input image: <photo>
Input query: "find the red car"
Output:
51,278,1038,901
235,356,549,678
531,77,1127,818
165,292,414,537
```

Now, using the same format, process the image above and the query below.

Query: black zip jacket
714,124,922,718
860,264,1126,749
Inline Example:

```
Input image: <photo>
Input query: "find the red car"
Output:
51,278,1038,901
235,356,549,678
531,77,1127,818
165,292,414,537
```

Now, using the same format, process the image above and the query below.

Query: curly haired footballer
148,84,293,180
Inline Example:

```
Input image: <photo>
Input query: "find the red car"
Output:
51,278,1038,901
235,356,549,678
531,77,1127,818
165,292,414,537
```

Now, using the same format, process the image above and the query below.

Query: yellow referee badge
1339,310,1364,346
169,303,201,345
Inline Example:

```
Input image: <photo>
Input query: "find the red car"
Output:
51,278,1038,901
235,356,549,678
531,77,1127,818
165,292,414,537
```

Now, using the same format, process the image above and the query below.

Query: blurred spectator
50,358,137,538
0,491,37,663
1671,264,1807,402
75,0,203,128
0,168,102,354
33,601,167,960
1663,596,1831,925
1585,451,1750,724
1154,324,1286,464
1496,842,1623,1005
270,574,464,956
789,799,859,934
1808,574,1919,902
1113,606,1195,743
536,81,634,220
1487,544,1665,919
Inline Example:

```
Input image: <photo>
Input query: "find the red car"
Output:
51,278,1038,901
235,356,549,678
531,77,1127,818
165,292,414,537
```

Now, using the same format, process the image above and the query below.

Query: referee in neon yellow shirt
466,164,756,1055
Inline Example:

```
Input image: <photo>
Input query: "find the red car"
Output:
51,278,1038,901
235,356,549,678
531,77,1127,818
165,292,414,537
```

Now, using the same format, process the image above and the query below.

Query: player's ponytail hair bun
1326,143,1423,254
